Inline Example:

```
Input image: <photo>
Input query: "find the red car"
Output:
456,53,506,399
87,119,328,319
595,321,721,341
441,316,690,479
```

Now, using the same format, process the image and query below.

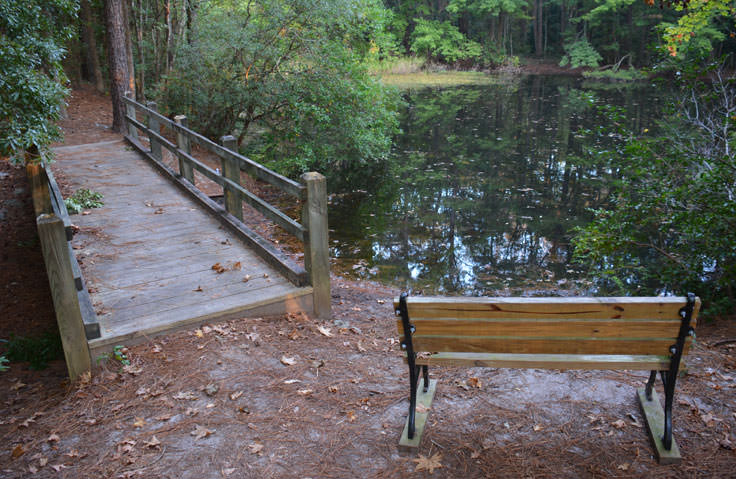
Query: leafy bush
156,0,399,183
65,188,104,214
0,355,8,372
0,0,77,163
5,331,63,370
573,64,736,315
409,19,482,64
560,39,603,69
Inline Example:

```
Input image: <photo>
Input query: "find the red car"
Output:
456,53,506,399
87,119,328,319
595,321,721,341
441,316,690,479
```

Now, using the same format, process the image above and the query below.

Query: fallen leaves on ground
611,419,626,429
248,443,264,455
133,417,146,428
11,444,24,458
47,433,60,443
467,377,482,389
203,383,219,396
280,356,296,366
414,453,443,473
191,425,214,440
212,263,226,274
317,325,333,337
230,391,243,400
144,436,161,449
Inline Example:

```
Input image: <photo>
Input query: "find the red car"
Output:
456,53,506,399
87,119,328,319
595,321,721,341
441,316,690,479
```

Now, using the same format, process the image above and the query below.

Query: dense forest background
1,0,735,311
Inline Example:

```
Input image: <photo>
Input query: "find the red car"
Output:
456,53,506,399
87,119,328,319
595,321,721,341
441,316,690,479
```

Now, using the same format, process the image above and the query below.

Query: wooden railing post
124,91,138,141
36,213,91,380
146,101,162,161
301,172,330,319
220,135,243,221
174,115,193,184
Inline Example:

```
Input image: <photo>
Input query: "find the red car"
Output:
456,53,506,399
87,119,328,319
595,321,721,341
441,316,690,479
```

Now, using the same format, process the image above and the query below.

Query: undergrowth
64,188,104,214
2,331,63,370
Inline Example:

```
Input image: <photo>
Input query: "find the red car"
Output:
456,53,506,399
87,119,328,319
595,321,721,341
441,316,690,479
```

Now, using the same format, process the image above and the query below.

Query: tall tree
80,0,105,93
104,0,131,132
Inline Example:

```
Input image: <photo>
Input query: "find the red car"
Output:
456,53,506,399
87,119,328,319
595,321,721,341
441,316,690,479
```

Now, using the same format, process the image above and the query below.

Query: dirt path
1,85,735,478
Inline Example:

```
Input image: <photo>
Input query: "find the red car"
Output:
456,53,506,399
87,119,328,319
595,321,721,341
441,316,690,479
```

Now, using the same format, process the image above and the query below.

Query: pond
328,74,672,296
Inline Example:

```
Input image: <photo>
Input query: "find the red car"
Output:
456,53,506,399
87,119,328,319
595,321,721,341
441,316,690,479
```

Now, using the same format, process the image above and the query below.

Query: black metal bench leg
662,370,676,450
645,370,657,401
422,365,429,393
408,364,418,438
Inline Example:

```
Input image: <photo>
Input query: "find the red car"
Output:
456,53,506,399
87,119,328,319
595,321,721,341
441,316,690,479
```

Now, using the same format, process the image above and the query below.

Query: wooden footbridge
31,96,330,378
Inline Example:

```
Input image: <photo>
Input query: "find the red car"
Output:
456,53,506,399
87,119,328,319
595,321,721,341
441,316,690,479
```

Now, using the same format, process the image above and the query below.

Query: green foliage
560,39,603,68
660,0,734,57
410,19,482,64
156,0,399,182
64,188,104,214
0,0,77,163
0,354,8,372
113,345,130,365
4,331,64,370
573,63,736,314
582,69,647,82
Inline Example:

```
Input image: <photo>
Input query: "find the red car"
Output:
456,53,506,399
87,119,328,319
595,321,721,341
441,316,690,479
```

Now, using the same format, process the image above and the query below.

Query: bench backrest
395,296,700,356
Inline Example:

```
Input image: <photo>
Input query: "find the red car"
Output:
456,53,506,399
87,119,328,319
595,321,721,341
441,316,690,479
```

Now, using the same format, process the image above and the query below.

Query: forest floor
1,84,736,478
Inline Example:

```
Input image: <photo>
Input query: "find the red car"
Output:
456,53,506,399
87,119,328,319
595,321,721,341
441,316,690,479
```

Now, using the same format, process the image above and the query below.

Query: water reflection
329,75,670,296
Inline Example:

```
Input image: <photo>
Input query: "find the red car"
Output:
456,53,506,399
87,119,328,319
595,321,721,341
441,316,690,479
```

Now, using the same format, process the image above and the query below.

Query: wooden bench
394,293,700,463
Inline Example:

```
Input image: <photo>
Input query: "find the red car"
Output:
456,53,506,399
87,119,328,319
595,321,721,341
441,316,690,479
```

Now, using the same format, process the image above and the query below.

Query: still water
328,75,671,296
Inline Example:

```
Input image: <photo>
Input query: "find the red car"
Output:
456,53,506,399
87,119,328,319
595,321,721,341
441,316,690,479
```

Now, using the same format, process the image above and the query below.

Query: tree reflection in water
329,75,670,296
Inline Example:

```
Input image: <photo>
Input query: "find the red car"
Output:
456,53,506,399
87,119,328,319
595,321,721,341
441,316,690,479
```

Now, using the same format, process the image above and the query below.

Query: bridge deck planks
52,140,311,353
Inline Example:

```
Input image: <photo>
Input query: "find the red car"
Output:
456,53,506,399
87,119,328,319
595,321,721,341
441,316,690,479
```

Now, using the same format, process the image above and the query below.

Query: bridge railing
27,162,102,379
122,94,330,319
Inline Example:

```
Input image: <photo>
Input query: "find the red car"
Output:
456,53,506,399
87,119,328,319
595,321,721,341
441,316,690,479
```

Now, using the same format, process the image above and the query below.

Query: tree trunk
80,0,105,93
534,0,543,56
123,0,136,99
105,0,131,132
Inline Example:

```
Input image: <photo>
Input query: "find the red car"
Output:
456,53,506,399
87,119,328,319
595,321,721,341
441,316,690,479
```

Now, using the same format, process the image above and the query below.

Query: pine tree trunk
534,0,543,56
123,0,136,99
105,0,131,133
81,0,105,93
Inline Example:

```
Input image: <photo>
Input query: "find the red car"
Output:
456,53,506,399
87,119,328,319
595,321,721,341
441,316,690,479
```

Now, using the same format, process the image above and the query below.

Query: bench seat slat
414,352,671,370
396,296,692,320
399,319,686,339
411,336,691,356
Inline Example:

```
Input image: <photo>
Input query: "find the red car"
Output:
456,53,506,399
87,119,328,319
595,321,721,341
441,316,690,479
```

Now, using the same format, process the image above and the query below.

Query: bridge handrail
122,94,331,319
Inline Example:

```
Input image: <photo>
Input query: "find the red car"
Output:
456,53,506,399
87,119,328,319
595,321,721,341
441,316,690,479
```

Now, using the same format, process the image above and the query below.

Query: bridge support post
124,92,138,142
301,172,331,319
37,213,91,380
146,101,162,161
174,115,194,184
220,135,243,221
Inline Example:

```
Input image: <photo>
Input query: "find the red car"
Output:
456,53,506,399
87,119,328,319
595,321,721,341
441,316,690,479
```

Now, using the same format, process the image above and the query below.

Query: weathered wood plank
89,287,313,354
397,296,689,320
26,163,52,216
411,336,680,356
125,136,308,286
637,388,682,464
104,283,309,336
400,319,684,339
415,352,671,370
175,115,193,183
399,379,437,448
302,172,330,319
37,214,91,380
220,135,243,221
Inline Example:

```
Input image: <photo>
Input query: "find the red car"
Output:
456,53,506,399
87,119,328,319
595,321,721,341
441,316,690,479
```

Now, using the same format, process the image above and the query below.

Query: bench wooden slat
410,336,691,356
395,296,694,320
398,318,686,339
413,352,671,370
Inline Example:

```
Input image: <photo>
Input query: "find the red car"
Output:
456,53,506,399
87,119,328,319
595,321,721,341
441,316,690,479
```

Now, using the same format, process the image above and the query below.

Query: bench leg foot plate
399,379,437,448
637,388,681,464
